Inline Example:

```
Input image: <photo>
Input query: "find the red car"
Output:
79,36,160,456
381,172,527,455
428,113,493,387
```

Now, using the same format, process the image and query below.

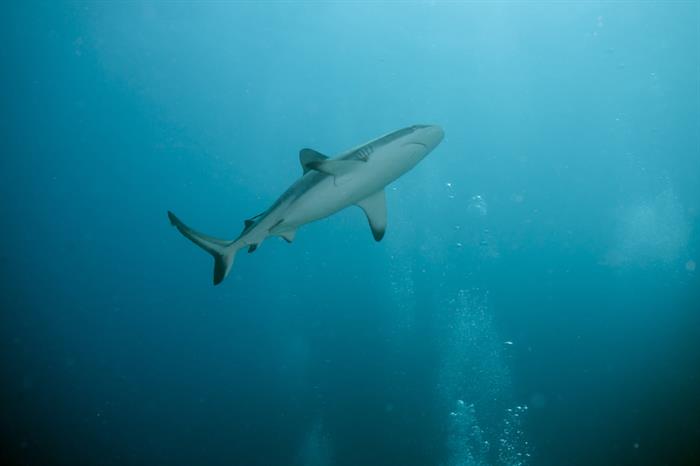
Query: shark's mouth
403,142,427,148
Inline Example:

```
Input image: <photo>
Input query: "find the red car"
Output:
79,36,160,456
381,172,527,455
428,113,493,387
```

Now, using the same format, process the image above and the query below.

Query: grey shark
168,124,444,285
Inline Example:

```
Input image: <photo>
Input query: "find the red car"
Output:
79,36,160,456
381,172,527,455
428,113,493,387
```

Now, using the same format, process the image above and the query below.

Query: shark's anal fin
300,149,329,174
307,159,364,177
356,190,387,241
248,244,257,253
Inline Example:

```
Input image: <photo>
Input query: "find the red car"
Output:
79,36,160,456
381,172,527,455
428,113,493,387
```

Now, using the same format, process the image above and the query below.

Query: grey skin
168,124,444,285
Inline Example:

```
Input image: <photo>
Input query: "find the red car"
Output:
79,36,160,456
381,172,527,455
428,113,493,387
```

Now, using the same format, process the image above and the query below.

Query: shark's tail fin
167,211,239,285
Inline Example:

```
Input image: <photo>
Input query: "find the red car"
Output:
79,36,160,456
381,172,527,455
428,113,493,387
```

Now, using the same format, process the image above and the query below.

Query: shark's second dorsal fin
241,212,264,235
356,190,387,241
240,219,255,236
300,148,329,174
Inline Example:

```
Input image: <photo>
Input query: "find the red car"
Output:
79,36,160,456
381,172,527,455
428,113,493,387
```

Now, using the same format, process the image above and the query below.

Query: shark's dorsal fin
300,148,329,174
307,159,364,177
356,190,387,241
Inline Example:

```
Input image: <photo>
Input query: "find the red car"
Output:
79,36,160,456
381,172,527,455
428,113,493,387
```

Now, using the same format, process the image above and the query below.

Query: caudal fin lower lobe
167,211,238,285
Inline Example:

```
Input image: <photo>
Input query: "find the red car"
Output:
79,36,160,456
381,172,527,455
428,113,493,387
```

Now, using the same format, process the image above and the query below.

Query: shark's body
168,124,444,284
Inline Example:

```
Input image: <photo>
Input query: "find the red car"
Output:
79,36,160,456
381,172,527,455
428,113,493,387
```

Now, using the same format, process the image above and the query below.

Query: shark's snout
412,124,444,151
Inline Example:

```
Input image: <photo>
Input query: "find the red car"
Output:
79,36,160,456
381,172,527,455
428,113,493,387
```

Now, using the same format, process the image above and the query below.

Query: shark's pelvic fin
299,148,329,174
167,211,239,285
279,229,297,243
356,190,387,241
268,220,296,243
306,159,364,177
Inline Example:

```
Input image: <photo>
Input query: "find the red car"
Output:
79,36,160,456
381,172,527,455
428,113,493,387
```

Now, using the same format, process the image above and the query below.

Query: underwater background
2,2,699,465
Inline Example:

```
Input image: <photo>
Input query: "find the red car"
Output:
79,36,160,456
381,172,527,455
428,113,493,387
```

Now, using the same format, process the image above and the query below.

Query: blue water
2,3,699,465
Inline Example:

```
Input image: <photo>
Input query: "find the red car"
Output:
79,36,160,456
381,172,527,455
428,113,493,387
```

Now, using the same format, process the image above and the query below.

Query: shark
168,124,444,285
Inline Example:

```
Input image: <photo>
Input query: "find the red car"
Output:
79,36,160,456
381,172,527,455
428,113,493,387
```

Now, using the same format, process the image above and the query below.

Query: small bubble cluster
444,400,530,466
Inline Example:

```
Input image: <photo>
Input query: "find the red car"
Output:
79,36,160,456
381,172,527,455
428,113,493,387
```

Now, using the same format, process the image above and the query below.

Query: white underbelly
282,175,373,228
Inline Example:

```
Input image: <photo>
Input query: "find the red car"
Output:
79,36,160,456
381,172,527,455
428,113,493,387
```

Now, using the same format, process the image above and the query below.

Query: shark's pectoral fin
307,159,364,177
300,149,329,174
356,190,387,242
